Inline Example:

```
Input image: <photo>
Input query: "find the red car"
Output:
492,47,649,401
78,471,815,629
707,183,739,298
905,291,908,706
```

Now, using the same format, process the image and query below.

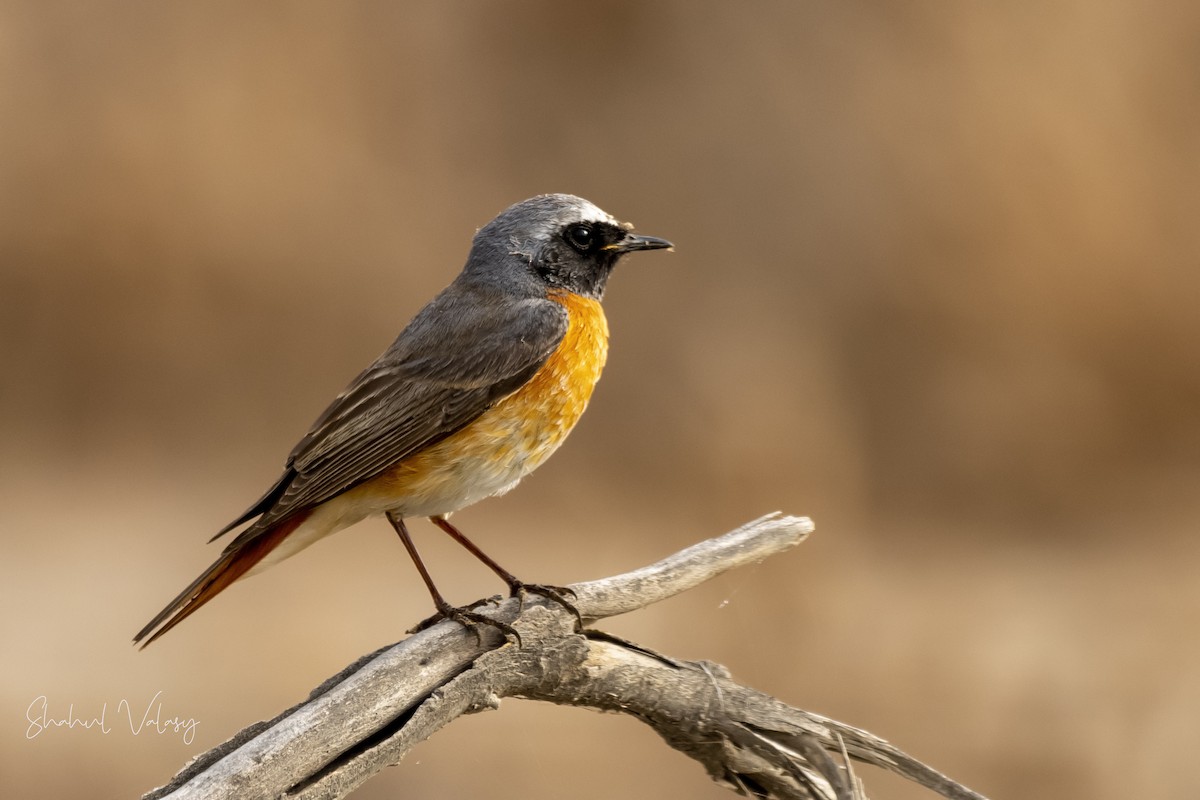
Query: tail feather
134,511,310,649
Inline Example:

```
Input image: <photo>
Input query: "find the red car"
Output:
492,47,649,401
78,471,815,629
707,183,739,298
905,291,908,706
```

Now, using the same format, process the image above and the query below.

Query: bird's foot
509,582,582,629
409,597,522,647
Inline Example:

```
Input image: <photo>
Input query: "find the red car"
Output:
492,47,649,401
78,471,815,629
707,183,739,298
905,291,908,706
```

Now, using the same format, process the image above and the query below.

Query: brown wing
135,285,567,648
220,285,568,543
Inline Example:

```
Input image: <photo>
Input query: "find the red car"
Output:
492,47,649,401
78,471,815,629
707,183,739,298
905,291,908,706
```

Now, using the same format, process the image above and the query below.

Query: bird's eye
565,224,595,252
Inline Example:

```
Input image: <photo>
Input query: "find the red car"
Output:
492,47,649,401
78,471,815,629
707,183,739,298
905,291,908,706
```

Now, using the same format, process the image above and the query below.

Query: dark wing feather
209,469,293,542
238,287,568,534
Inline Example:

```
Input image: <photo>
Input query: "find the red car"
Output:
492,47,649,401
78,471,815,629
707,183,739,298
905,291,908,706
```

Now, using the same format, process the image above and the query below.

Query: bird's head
464,194,672,300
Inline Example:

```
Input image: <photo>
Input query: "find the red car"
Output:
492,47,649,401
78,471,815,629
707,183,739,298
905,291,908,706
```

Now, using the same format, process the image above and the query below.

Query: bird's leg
428,515,582,629
385,511,520,645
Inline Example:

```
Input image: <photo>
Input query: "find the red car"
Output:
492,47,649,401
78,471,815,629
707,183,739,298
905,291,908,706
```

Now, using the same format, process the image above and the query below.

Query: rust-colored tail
133,511,310,649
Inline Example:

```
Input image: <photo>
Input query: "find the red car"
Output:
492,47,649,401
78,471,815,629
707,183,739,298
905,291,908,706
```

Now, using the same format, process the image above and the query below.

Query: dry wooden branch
141,512,987,800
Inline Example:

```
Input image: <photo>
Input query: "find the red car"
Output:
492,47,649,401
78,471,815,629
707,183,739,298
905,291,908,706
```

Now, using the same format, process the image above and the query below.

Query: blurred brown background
3,2,1198,798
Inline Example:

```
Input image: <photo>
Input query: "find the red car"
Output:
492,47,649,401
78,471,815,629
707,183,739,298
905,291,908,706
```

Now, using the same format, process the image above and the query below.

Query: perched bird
135,194,671,647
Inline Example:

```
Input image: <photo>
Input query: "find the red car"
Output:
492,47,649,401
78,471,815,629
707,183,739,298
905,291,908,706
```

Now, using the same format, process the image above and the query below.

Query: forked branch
142,513,987,800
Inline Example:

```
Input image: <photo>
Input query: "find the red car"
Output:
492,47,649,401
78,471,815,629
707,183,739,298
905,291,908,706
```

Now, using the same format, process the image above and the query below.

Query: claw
409,601,522,647
510,583,582,629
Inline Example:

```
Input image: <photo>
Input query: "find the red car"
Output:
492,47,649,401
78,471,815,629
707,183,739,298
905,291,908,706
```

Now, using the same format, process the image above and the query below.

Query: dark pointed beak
608,233,674,254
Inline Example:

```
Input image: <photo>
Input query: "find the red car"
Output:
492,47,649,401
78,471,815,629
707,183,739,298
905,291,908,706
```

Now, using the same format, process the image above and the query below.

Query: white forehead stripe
573,198,616,226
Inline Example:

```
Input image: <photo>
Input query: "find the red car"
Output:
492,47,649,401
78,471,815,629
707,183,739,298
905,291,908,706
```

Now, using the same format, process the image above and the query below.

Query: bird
134,193,672,648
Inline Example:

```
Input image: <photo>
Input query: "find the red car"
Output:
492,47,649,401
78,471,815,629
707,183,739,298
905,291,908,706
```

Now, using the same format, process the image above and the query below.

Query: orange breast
338,290,610,518
492,289,610,459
